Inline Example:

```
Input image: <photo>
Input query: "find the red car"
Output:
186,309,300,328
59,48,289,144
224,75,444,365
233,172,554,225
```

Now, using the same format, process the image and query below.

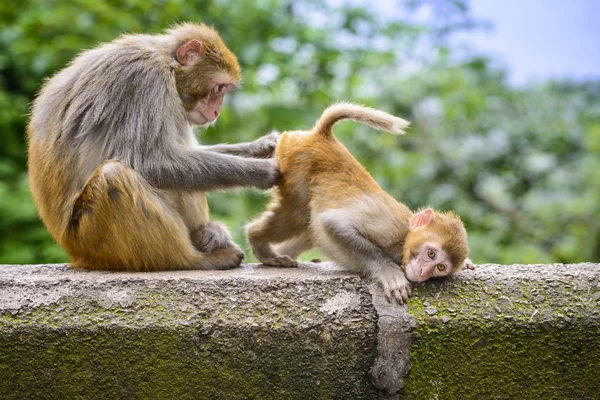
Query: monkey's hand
376,264,412,305
253,159,281,189
247,131,280,159
191,222,235,253
464,258,475,270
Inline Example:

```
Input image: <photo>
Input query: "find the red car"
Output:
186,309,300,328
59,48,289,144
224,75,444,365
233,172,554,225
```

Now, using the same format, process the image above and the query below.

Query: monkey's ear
176,39,205,66
409,208,434,230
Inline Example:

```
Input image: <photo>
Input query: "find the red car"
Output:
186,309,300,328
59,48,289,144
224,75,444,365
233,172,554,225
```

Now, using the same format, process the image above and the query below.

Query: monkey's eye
427,249,436,259
437,264,446,272
217,84,226,93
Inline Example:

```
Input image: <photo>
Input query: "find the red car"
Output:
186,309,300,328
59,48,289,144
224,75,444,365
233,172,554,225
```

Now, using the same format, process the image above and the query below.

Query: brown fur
247,103,470,303
173,24,241,104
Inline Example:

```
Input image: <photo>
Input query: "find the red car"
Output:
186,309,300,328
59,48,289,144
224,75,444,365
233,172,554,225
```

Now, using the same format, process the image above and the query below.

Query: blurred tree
0,0,597,264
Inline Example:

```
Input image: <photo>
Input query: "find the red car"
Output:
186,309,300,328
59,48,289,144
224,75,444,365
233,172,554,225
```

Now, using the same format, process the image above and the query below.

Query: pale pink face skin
187,82,236,126
404,241,454,282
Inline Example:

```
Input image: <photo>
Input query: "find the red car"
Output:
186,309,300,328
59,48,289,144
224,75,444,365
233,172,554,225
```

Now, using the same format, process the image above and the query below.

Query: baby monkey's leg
246,205,305,267
272,233,314,260
318,211,411,304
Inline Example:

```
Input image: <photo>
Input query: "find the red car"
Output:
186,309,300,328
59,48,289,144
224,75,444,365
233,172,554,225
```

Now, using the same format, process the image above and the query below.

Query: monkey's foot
191,222,233,253
261,255,298,268
202,245,245,270
377,267,412,305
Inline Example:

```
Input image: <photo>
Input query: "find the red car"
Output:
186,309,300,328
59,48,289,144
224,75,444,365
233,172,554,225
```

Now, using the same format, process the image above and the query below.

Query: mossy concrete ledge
0,263,598,399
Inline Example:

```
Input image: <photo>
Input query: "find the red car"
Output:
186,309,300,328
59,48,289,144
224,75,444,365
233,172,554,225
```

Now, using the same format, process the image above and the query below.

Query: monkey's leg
272,233,314,261
67,161,241,271
316,211,411,304
246,206,306,268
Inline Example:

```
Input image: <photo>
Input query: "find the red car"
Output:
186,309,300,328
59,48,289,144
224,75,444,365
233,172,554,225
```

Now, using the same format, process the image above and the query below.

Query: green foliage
0,0,598,264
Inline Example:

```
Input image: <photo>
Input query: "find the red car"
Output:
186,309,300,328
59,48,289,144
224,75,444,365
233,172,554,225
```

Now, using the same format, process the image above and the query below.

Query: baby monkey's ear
409,208,434,230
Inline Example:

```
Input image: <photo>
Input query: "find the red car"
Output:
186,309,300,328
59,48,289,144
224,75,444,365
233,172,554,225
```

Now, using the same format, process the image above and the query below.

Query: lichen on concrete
1,262,599,399
0,263,379,399
404,263,600,400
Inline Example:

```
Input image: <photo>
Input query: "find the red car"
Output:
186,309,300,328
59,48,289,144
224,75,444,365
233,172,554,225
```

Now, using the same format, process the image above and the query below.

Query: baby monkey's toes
262,255,298,268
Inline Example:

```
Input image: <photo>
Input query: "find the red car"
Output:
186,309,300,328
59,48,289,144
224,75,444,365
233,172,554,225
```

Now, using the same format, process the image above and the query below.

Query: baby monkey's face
404,241,454,282
401,208,471,283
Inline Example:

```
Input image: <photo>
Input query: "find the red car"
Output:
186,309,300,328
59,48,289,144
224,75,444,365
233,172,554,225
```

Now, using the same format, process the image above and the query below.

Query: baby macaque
246,103,473,304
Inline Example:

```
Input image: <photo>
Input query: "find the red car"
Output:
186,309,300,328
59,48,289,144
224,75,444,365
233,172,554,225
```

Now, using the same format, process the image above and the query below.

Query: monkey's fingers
251,131,280,158
395,285,411,305
381,283,393,303
385,292,393,304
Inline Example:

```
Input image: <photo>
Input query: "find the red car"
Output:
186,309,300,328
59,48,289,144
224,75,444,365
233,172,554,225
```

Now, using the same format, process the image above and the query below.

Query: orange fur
247,103,470,302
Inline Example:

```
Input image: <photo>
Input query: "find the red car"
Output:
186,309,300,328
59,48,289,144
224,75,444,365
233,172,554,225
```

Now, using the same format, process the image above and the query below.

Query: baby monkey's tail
313,102,410,138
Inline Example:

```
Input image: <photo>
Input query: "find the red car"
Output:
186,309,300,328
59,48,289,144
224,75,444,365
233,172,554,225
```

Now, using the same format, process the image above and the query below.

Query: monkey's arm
140,148,279,191
199,131,279,158
319,212,411,304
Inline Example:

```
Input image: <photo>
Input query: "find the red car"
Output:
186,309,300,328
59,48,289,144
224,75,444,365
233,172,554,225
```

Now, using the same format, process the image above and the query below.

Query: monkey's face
186,81,236,126
403,242,454,282
174,37,241,126
402,208,469,282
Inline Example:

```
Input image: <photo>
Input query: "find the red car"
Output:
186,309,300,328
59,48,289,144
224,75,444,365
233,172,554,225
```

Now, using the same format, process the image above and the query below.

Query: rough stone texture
404,263,600,400
368,284,415,399
0,263,379,399
0,263,599,400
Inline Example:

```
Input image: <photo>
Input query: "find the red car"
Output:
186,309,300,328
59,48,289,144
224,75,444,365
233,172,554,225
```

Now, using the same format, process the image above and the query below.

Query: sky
363,0,600,85
464,0,600,84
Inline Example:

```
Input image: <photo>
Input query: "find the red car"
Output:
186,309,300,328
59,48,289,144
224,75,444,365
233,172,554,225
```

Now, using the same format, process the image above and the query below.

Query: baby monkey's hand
464,258,476,270
377,263,412,305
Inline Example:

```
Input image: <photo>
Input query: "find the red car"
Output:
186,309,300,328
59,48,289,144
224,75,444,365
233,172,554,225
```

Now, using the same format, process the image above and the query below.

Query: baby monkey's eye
427,249,436,259
437,264,446,271
217,84,226,93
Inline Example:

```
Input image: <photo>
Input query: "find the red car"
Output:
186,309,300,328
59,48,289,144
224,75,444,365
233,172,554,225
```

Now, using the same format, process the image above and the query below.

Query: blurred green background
0,0,598,265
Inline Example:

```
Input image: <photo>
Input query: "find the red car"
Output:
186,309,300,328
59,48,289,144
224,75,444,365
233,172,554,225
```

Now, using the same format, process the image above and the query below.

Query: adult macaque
28,23,280,271
246,103,474,304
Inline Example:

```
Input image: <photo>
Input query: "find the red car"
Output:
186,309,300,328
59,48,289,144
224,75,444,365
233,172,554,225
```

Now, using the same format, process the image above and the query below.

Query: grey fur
30,30,279,195
27,26,279,272
316,209,411,303
190,222,236,253
201,131,280,158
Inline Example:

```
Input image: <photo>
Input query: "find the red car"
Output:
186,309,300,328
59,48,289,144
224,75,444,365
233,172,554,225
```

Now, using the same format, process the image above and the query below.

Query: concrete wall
0,262,598,399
